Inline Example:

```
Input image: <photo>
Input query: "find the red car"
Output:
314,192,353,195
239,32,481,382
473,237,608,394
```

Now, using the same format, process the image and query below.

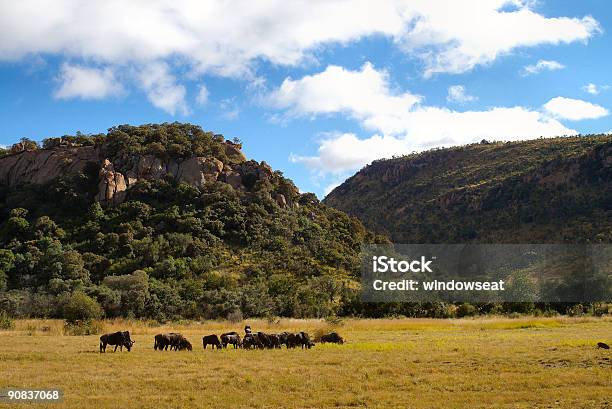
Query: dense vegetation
0,126,609,321
0,123,386,321
325,135,612,244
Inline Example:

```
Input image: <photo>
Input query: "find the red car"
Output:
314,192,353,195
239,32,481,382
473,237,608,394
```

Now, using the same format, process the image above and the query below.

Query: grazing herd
99,325,345,353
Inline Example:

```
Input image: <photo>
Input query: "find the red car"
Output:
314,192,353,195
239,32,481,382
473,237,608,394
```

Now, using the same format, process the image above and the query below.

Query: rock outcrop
96,159,127,204
0,140,299,207
0,146,100,186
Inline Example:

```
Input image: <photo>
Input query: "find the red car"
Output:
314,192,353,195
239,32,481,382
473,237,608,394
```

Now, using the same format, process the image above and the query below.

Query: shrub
57,292,103,323
456,303,477,317
227,310,243,323
0,310,14,330
64,320,103,336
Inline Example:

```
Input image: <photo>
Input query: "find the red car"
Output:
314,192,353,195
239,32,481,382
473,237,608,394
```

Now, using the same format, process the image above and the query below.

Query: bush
64,320,103,336
0,310,14,330
226,310,243,323
456,303,477,317
57,292,103,323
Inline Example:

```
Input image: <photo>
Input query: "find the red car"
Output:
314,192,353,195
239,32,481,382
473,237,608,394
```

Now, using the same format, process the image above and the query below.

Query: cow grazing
221,333,242,349
100,331,134,353
597,342,610,349
154,333,171,351
202,334,223,349
154,333,187,351
257,332,274,349
278,332,289,347
243,333,264,349
268,334,282,349
299,332,314,349
320,332,344,344
177,338,193,351
286,333,300,349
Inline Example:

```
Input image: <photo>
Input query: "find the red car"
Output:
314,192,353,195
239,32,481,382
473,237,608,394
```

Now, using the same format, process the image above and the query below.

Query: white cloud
398,2,599,77
447,85,477,103
268,63,421,131
543,97,608,121
582,83,609,95
521,59,565,76
271,63,578,173
54,64,122,100
196,84,209,105
290,133,409,173
138,62,189,116
0,1,599,79
583,83,599,95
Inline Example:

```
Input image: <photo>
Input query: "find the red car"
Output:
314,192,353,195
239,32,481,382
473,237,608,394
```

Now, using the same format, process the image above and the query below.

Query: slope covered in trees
0,123,385,321
324,135,612,244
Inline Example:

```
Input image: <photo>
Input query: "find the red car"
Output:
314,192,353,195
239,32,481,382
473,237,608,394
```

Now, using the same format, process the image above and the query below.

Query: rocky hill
324,135,612,244
0,123,384,320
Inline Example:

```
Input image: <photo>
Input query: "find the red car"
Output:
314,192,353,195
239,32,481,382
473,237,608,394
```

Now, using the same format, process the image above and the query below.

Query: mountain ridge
324,135,612,244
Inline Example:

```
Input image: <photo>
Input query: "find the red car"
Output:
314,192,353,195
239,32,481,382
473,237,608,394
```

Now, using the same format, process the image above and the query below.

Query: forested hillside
325,135,612,244
0,123,385,321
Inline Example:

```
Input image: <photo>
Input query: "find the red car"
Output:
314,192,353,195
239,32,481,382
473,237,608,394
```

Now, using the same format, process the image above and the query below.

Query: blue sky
1,0,610,197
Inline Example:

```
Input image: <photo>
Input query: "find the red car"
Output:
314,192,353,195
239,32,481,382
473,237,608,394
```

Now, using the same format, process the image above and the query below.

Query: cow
243,333,264,349
298,332,314,349
257,332,273,349
168,333,187,351
177,338,193,351
202,334,223,349
278,332,289,347
268,334,282,349
221,333,242,349
100,331,134,353
286,333,300,349
320,332,344,344
597,342,610,349
154,333,171,351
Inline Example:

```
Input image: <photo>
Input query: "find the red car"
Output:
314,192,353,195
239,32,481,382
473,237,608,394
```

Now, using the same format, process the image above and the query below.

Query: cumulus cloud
543,97,608,121
271,63,578,173
268,63,421,131
0,1,600,79
138,62,189,116
521,59,565,76
290,133,410,173
447,85,477,103
54,64,122,100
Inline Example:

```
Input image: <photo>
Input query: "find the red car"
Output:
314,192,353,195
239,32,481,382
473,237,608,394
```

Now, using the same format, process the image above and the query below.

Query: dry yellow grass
1,317,610,408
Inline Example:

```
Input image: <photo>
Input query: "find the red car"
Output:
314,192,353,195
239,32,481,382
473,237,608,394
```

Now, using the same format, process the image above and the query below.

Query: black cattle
597,342,610,349
257,332,274,349
177,338,193,351
154,333,171,350
286,333,300,349
298,332,314,349
268,334,282,349
320,332,344,344
202,334,223,349
100,331,134,353
221,333,242,349
243,333,264,349
278,332,289,347
244,325,252,335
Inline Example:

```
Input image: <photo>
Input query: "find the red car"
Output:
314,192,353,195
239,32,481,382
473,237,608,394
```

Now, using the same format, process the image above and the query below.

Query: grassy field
0,317,610,408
